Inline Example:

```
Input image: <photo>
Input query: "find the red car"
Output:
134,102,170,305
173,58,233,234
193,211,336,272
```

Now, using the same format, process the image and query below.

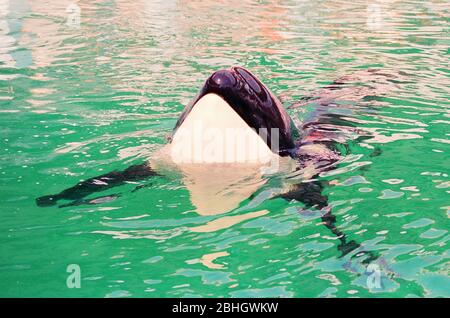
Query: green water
1,0,449,298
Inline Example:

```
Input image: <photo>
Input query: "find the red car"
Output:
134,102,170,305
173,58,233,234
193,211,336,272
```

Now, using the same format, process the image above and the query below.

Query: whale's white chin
170,93,276,164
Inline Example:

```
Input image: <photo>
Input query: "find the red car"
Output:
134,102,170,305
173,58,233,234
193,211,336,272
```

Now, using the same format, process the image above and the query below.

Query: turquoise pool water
0,0,449,297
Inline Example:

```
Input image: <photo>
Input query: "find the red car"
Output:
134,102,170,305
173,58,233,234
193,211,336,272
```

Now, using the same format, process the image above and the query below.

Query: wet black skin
36,67,377,261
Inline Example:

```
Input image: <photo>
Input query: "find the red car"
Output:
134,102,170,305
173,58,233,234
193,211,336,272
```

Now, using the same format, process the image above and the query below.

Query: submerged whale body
36,66,389,260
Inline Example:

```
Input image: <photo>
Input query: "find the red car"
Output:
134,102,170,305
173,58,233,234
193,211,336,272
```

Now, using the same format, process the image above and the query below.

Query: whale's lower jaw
170,93,277,164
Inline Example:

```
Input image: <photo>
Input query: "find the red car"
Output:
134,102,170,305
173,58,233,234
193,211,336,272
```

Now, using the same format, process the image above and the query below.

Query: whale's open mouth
170,67,298,164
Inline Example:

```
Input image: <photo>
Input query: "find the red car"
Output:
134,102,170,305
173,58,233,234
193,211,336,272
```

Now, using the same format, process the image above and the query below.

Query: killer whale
36,66,386,259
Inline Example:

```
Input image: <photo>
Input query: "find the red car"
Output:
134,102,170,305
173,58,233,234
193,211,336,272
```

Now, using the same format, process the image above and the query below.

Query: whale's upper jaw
172,66,297,156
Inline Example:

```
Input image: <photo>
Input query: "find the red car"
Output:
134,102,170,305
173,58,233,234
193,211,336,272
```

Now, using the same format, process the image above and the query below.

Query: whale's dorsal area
169,93,277,164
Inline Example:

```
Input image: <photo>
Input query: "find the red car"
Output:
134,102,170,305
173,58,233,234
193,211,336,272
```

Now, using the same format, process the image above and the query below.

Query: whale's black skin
35,163,157,207
36,67,385,260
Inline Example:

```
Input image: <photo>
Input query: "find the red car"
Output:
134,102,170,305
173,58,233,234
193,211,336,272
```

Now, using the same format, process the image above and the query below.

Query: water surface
0,0,449,297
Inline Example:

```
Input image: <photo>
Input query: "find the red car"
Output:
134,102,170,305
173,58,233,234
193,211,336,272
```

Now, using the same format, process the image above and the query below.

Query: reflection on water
0,0,449,297
191,210,269,232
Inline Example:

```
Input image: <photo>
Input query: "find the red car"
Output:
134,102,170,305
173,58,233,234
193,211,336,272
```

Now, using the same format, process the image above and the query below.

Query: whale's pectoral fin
278,181,328,209
277,181,374,260
57,193,122,208
320,207,361,258
36,163,157,208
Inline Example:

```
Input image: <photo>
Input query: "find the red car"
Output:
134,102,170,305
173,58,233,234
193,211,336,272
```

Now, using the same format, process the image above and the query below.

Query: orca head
170,67,298,164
